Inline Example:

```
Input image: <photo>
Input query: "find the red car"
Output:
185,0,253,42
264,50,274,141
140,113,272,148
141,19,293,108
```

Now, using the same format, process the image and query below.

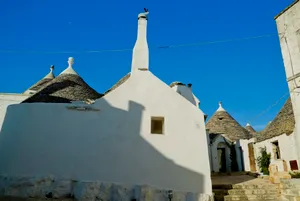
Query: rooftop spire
131,8,149,73
217,101,226,112
60,57,78,75
245,122,256,134
43,65,55,79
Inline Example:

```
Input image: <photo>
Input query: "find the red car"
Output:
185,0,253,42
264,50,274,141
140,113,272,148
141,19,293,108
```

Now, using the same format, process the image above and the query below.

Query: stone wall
0,175,213,201
276,0,300,163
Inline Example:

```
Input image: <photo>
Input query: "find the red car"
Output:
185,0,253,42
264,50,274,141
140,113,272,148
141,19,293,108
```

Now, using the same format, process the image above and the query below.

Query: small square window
151,117,164,134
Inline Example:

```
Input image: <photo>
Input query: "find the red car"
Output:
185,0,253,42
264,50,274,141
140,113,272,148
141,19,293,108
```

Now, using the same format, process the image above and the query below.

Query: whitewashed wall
206,132,213,172
276,1,300,161
0,71,212,195
254,133,299,172
171,85,200,107
0,93,29,131
239,138,256,172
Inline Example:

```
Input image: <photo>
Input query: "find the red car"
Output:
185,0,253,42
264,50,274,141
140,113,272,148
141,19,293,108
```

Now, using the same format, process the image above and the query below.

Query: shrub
256,147,271,175
289,171,300,178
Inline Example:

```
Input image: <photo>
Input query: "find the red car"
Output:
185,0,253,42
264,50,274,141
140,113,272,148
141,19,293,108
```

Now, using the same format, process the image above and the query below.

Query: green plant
256,147,271,175
289,171,300,178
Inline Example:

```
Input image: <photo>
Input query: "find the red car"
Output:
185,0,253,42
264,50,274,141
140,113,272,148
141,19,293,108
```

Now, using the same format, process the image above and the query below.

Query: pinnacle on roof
60,57,78,75
44,65,55,79
245,123,256,134
23,65,56,94
206,102,251,141
22,57,102,103
216,101,226,112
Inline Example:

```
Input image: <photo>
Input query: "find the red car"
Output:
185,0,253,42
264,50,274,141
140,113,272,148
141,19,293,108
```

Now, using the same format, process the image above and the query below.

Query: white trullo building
0,10,213,201
205,98,298,175
249,97,298,173
205,102,252,173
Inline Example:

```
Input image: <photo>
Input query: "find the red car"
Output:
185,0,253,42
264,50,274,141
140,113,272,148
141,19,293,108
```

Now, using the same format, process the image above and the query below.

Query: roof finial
246,123,251,127
60,56,78,75
217,101,225,112
68,57,74,68
138,8,149,20
43,65,55,79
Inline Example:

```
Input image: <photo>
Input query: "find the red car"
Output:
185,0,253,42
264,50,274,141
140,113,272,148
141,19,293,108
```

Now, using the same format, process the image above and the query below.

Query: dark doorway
218,148,226,172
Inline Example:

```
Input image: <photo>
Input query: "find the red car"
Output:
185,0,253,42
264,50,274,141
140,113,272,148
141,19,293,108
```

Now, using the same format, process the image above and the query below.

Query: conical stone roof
245,123,256,135
22,57,103,103
23,65,55,95
206,102,251,141
256,97,295,142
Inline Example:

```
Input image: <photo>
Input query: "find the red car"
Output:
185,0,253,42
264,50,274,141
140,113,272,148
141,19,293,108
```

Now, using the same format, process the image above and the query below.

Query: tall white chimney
131,9,149,73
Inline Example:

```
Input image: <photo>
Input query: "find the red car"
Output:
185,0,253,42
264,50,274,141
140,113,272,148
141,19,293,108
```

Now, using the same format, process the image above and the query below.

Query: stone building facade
275,0,300,163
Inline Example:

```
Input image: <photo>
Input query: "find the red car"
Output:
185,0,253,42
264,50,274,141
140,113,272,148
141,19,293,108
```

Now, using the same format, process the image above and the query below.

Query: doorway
218,148,226,172
248,143,256,172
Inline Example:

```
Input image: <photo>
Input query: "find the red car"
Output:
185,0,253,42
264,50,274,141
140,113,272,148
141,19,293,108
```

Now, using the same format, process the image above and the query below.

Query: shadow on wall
0,98,207,197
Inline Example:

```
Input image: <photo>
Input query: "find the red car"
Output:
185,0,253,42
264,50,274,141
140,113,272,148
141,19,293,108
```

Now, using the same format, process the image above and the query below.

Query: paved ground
211,175,268,185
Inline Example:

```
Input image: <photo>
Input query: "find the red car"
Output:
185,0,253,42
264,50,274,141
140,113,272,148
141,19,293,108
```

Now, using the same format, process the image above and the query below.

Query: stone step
228,189,279,195
232,184,279,190
213,184,233,190
224,195,281,201
282,189,300,196
281,184,300,189
214,194,226,201
281,195,300,201
213,189,229,196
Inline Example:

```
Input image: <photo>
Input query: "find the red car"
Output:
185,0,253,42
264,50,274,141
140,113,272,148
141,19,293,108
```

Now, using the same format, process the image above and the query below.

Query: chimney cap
138,8,149,20
187,83,192,87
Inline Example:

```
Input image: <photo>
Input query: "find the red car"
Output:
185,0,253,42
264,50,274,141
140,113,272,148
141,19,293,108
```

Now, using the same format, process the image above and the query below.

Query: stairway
212,184,231,201
224,179,281,201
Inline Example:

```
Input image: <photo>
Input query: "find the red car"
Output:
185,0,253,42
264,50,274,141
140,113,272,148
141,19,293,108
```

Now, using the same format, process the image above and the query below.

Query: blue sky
0,0,295,130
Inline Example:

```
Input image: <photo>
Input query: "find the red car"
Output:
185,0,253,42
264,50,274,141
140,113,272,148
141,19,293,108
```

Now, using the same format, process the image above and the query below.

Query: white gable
0,70,211,194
